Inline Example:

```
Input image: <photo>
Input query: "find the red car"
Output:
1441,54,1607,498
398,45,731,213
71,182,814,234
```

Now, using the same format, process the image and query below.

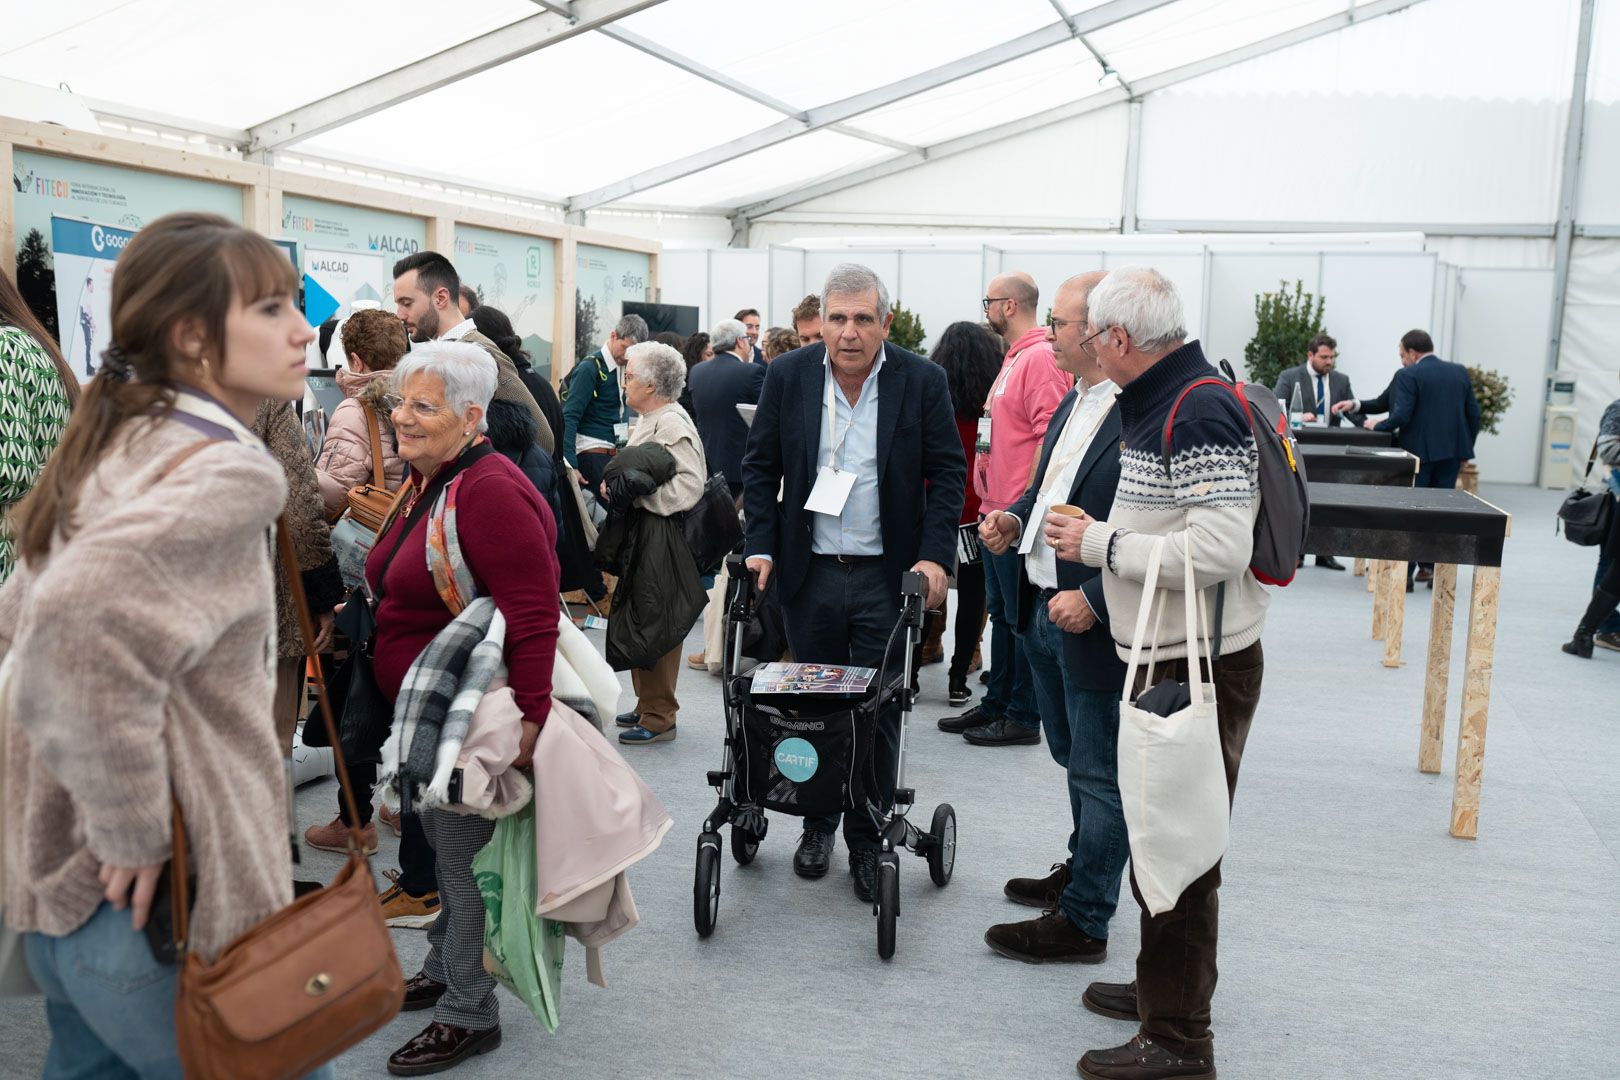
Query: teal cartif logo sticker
774,738,819,783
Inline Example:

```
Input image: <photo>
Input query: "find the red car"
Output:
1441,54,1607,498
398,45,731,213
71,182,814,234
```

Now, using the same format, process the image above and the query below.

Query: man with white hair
1041,267,1267,1080
742,262,965,903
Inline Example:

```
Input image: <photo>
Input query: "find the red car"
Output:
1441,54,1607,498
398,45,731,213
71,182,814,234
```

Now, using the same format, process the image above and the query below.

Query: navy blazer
1006,389,1128,693
687,352,766,487
1375,355,1481,463
741,342,966,604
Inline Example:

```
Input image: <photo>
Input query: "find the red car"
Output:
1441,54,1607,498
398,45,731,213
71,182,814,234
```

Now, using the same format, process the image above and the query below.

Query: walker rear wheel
875,853,899,960
730,825,760,866
927,803,956,887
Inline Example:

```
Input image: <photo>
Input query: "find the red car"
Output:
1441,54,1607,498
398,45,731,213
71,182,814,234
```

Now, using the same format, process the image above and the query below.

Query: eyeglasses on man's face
981,296,1011,312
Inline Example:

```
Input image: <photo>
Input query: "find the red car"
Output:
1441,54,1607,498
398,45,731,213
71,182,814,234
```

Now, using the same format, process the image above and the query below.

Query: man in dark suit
977,272,1130,964
1274,332,1354,570
688,317,766,499
742,263,965,902
1351,329,1481,585
1274,333,1361,428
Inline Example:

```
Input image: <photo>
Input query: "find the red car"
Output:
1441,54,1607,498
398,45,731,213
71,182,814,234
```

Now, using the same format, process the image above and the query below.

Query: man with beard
939,271,1071,747
393,251,552,453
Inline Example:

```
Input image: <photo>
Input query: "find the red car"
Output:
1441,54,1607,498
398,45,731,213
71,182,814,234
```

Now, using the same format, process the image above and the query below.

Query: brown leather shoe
1004,862,1069,908
1414,566,1434,584
984,909,1106,963
1077,1035,1215,1079
387,1021,502,1076
401,971,447,1012
1082,979,1139,1021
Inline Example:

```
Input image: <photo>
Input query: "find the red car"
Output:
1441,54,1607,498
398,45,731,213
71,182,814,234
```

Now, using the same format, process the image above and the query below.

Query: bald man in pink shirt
940,270,1075,747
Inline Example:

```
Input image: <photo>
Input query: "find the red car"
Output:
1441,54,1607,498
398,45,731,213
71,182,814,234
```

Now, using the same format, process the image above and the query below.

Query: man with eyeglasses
938,271,1071,747
1272,332,1356,569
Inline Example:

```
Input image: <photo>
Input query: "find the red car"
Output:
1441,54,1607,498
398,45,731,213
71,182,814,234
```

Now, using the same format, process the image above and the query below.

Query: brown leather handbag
170,520,403,1079
344,402,400,533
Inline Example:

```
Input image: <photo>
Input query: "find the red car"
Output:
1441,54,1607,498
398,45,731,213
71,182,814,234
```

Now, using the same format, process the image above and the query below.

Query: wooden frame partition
0,116,660,388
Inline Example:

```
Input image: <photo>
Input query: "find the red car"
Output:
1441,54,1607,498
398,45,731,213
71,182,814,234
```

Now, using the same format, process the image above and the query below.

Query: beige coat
314,369,406,518
626,402,706,518
0,419,291,961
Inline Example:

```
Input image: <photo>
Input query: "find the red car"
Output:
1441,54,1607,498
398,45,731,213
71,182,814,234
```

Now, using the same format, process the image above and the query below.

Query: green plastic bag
474,803,564,1032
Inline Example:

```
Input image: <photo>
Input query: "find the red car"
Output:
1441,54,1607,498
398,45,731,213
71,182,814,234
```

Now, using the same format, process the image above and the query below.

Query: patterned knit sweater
0,326,73,583
1079,340,1269,661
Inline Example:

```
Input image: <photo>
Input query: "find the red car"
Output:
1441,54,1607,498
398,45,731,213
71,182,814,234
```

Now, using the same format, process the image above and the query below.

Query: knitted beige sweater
0,417,292,961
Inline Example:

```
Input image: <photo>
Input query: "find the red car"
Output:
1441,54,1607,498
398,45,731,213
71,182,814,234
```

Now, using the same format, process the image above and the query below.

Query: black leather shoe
401,971,447,1012
793,830,834,879
1077,1034,1215,1079
938,703,996,734
963,716,1041,746
849,849,878,902
1083,979,1139,1021
1004,862,1070,908
984,909,1106,963
615,709,640,728
1315,555,1346,571
387,1021,502,1076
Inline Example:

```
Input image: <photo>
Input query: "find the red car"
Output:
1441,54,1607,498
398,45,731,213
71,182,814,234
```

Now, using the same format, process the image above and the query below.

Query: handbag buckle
305,972,333,996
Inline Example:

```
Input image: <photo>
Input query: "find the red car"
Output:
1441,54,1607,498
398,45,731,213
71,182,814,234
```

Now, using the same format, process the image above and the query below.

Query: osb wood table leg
1451,565,1501,839
1382,561,1407,667
1419,563,1458,773
1354,557,1367,577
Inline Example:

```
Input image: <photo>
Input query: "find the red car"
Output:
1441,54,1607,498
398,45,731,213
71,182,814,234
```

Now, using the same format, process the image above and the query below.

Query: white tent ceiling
7,0,1593,227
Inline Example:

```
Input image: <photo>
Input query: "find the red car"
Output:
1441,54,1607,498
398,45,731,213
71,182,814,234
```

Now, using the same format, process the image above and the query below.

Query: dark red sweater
954,414,982,524
366,452,561,725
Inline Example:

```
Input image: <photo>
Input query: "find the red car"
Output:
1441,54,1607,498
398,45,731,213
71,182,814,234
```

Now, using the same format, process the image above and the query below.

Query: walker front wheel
875,854,900,960
927,803,957,887
694,833,721,938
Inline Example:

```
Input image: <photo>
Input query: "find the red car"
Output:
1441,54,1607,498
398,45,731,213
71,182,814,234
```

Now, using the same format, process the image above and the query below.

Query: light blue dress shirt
811,346,886,556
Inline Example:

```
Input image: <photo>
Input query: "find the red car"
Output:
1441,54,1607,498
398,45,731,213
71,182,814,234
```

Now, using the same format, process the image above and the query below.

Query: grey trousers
420,807,499,1030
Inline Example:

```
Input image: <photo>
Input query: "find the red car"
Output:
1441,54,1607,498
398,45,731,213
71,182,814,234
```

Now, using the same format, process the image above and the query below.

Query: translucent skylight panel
614,0,1058,109
630,130,897,209
1088,0,1349,82
297,33,782,199
0,0,538,128
844,41,1106,145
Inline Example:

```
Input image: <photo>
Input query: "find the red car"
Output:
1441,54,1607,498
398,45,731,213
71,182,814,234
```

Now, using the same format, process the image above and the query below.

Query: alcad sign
368,234,419,255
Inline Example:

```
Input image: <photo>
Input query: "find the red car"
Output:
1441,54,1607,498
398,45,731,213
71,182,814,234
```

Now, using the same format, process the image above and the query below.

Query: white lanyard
1037,394,1116,498
825,364,861,471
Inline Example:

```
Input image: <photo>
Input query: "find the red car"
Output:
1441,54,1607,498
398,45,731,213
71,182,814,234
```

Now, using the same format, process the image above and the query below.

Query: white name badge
806,466,858,516
613,421,630,445
1018,493,1054,555
975,415,992,454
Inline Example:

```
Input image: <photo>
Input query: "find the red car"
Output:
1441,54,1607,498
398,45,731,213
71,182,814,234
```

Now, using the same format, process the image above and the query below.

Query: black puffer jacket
595,443,706,670
485,398,559,522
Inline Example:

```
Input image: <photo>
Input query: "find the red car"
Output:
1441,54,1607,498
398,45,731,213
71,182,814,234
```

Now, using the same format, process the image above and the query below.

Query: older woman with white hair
599,340,709,745
364,339,560,1075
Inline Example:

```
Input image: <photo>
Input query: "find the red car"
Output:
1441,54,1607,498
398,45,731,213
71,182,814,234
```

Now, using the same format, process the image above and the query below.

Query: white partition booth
666,233,1553,486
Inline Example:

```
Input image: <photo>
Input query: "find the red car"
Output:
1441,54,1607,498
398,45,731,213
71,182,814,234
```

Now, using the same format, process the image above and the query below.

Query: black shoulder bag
304,441,495,759
1557,439,1615,547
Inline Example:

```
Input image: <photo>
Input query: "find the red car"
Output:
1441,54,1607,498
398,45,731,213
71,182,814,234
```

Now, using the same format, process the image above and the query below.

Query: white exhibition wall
659,235,1552,484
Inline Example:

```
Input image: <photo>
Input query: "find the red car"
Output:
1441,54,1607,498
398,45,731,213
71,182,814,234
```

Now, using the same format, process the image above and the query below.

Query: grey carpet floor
3,482,1616,1079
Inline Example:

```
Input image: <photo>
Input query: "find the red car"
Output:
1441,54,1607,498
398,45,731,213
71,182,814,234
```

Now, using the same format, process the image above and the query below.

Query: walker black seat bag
733,690,874,819
1161,359,1310,586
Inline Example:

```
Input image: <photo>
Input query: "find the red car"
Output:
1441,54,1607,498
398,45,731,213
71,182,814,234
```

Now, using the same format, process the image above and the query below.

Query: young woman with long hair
929,320,1003,704
0,267,80,582
0,212,333,1078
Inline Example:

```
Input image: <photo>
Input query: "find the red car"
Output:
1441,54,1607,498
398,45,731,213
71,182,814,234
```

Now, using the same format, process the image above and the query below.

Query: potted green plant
1457,366,1514,492
888,301,927,355
1244,280,1326,392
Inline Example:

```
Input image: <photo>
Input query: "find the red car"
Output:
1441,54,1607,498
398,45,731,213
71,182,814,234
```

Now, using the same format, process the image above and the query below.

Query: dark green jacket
560,350,625,467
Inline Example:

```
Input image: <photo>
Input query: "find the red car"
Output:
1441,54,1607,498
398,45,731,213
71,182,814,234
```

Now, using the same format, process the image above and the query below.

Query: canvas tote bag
1117,535,1230,916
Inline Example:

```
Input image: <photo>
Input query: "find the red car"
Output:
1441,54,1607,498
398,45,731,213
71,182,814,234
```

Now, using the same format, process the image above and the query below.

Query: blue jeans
980,545,1039,731
1022,600,1128,940
24,901,336,1080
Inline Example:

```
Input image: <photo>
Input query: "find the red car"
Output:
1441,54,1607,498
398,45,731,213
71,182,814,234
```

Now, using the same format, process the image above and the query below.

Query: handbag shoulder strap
171,514,368,952
1583,437,1600,481
361,401,386,489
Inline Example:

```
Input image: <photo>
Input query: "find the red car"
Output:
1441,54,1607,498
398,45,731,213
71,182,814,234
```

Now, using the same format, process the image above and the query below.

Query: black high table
1305,482,1511,838
1295,425,1395,448
1300,444,1418,487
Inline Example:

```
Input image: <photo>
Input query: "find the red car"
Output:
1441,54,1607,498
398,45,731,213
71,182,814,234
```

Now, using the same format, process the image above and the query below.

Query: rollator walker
692,554,957,959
